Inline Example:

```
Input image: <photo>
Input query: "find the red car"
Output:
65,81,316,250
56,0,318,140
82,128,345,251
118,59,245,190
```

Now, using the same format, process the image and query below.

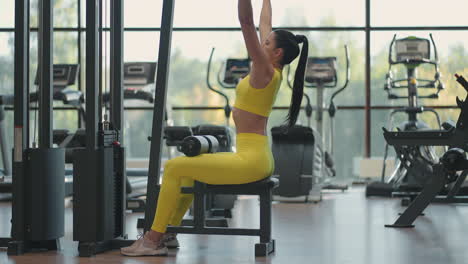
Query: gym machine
0,64,81,197
271,45,350,202
366,34,445,198
37,64,82,196
103,61,157,212
142,1,276,255
71,0,130,256
384,73,468,227
33,64,82,197
48,62,156,212
70,0,275,256
63,0,157,256
2,0,66,254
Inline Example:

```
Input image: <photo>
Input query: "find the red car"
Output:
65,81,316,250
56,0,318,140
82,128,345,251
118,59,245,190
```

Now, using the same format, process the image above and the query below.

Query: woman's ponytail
286,35,308,127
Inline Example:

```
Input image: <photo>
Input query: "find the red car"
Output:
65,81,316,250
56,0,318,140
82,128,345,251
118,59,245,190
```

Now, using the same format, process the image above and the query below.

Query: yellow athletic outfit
152,68,283,233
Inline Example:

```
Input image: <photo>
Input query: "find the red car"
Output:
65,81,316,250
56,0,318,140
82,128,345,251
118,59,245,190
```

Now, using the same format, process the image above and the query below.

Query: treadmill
103,62,157,212
0,64,82,198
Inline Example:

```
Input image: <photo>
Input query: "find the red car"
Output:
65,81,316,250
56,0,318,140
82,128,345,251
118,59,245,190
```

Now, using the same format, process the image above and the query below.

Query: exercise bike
366,34,445,198
271,45,350,202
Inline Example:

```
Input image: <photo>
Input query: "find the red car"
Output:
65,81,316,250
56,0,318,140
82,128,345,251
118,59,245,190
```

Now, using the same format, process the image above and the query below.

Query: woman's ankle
145,230,164,244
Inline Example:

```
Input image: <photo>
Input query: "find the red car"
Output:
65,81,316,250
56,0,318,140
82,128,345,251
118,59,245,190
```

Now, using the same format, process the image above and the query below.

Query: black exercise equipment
384,73,468,228
33,64,82,104
366,34,445,197
271,45,350,202
102,61,157,213
2,0,66,255
66,0,276,256
71,0,129,257
166,178,279,256
39,64,81,196
0,64,81,197
102,62,156,105
271,125,320,201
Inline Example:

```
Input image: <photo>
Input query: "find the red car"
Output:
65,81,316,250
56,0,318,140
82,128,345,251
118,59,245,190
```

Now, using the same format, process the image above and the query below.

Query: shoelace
136,232,171,249
136,232,145,241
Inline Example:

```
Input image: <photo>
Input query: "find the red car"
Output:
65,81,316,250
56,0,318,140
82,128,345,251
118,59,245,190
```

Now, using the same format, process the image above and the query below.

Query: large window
0,1,15,28
1,0,467,181
124,0,162,28
372,0,468,27
0,33,13,94
172,0,364,27
29,0,79,27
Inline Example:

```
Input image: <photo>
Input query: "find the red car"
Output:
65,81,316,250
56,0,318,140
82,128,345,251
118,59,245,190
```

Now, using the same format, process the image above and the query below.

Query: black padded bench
166,177,279,256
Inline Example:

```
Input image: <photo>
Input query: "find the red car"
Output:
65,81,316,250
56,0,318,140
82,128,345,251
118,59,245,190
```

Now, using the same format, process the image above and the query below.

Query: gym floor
1,186,467,264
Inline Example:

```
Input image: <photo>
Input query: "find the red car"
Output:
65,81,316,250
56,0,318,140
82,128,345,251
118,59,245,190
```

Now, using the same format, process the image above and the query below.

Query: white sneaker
163,233,180,249
121,233,168,256
120,233,144,254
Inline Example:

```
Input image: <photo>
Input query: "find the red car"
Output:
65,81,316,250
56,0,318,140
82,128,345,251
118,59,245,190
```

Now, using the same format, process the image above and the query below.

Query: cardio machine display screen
395,39,430,62
124,62,157,87
305,57,337,85
224,59,250,85
34,64,80,88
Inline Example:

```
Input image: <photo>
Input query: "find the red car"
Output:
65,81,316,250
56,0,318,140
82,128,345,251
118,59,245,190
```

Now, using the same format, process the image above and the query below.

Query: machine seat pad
181,177,278,194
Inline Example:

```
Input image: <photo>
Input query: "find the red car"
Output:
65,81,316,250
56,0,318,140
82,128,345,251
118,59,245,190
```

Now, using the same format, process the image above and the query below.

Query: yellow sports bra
233,68,283,117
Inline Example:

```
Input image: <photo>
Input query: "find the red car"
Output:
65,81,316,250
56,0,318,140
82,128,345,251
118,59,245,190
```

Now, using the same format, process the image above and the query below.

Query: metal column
365,0,371,157
38,0,53,148
86,0,100,149
144,0,175,232
73,0,128,256
8,0,65,255
11,0,30,243
77,0,82,128
110,0,126,237
110,0,124,134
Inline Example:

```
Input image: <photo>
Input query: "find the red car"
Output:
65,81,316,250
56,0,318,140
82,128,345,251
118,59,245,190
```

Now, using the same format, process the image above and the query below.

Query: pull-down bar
144,0,175,231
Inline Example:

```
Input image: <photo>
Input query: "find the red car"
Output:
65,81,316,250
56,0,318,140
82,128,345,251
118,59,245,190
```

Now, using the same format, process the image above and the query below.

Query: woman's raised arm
238,0,273,82
259,0,272,44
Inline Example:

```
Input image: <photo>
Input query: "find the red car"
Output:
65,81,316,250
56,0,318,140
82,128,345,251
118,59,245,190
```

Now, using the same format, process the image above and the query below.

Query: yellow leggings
151,133,274,233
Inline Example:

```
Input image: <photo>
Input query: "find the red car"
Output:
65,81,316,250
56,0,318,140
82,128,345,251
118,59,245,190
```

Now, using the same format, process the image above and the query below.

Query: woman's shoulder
273,67,283,80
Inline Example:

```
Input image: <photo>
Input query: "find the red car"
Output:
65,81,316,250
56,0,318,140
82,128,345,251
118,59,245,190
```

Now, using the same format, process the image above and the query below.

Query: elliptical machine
366,34,445,197
271,45,350,202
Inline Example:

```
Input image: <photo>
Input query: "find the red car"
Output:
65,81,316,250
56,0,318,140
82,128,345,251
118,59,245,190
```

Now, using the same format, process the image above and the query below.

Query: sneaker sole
121,250,168,257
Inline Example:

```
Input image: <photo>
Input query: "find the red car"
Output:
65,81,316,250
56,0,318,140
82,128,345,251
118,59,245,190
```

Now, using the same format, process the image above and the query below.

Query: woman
121,0,308,256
